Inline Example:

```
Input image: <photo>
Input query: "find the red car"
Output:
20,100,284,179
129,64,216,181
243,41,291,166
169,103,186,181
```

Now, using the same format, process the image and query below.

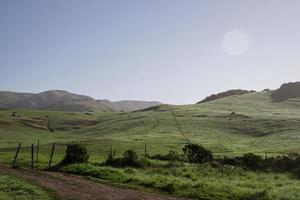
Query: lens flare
223,29,250,55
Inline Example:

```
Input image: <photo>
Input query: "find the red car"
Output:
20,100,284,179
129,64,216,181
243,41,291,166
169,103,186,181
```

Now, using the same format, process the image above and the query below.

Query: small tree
47,144,89,171
183,144,213,163
122,150,139,166
63,144,89,164
105,149,150,168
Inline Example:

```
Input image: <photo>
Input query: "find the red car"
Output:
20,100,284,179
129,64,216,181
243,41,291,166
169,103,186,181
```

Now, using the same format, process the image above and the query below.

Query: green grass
1,91,300,199
2,91,300,158
0,174,53,200
1,91,300,165
62,162,300,200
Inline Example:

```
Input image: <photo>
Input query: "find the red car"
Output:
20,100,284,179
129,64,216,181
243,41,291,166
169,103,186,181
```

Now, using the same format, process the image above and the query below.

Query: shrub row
218,153,300,177
57,143,300,178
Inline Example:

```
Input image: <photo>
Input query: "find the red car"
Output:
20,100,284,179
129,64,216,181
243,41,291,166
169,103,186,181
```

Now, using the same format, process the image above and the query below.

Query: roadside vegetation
53,143,300,200
0,174,53,200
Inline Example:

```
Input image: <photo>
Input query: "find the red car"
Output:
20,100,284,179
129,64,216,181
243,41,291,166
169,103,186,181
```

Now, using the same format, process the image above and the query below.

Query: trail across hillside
0,165,184,200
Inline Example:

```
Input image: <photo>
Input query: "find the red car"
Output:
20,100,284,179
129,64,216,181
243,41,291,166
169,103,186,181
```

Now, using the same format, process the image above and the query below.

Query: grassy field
1,90,300,199
0,174,53,200
1,90,300,159
61,163,300,200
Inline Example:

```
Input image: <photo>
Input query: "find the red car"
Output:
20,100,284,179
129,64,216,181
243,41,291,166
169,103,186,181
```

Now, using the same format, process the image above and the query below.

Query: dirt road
0,165,184,200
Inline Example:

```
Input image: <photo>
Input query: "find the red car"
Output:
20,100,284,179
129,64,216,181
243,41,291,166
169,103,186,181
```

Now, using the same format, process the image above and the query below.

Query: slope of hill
0,91,34,108
271,82,300,102
0,90,160,112
10,90,94,109
198,89,255,103
1,85,300,200
1,89,300,156
75,90,300,156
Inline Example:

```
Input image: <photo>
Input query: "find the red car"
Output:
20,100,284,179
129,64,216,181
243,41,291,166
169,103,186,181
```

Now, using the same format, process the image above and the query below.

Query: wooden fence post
110,144,113,159
36,140,40,162
12,143,21,168
48,143,56,167
144,144,147,158
31,144,34,169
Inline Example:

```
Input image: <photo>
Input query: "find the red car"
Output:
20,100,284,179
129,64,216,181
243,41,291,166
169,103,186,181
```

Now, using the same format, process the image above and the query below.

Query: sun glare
223,29,250,55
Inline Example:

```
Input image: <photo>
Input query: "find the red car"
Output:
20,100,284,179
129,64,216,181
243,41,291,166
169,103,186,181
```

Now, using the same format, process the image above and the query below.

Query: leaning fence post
31,144,34,169
12,143,22,168
36,140,40,162
48,143,56,167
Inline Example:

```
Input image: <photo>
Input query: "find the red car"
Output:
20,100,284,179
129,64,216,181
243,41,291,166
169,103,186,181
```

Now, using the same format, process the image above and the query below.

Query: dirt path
0,165,184,200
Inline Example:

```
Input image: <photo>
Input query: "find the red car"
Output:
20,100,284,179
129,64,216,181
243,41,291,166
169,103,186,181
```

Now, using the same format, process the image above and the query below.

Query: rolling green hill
1,89,300,158
2,87,300,200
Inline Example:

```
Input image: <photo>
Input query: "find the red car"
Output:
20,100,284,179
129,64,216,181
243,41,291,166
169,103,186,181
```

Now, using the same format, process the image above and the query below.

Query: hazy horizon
1,0,300,104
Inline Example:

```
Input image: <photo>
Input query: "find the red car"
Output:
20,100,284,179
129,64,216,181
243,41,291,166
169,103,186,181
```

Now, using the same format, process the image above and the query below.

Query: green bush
123,150,139,165
106,149,151,168
183,144,213,163
63,144,89,164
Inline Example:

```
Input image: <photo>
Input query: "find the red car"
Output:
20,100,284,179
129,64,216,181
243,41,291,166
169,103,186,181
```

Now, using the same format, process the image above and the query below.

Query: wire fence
0,140,290,170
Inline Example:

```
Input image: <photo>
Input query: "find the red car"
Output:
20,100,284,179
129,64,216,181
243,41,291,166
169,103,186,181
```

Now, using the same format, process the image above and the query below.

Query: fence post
144,144,147,158
110,144,113,159
48,143,56,167
36,140,40,162
31,144,34,169
12,143,22,168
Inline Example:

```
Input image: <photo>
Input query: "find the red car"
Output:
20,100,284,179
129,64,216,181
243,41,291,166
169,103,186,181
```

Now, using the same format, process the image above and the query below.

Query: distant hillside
198,89,255,103
10,90,94,109
0,90,160,112
0,91,34,108
271,82,300,102
2,84,300,155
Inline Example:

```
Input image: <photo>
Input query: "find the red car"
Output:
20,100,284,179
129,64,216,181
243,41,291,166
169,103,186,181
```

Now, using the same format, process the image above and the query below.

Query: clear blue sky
1,0,300,104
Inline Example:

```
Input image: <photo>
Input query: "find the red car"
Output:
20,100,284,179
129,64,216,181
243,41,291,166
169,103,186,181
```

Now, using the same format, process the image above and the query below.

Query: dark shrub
221,156,242,166
106,149,150,168
164,150,180,167
122,150,139,166
241,153,264,171
47,144,89,171
292,167,300,178
183,144,213,163
63,144,89,164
